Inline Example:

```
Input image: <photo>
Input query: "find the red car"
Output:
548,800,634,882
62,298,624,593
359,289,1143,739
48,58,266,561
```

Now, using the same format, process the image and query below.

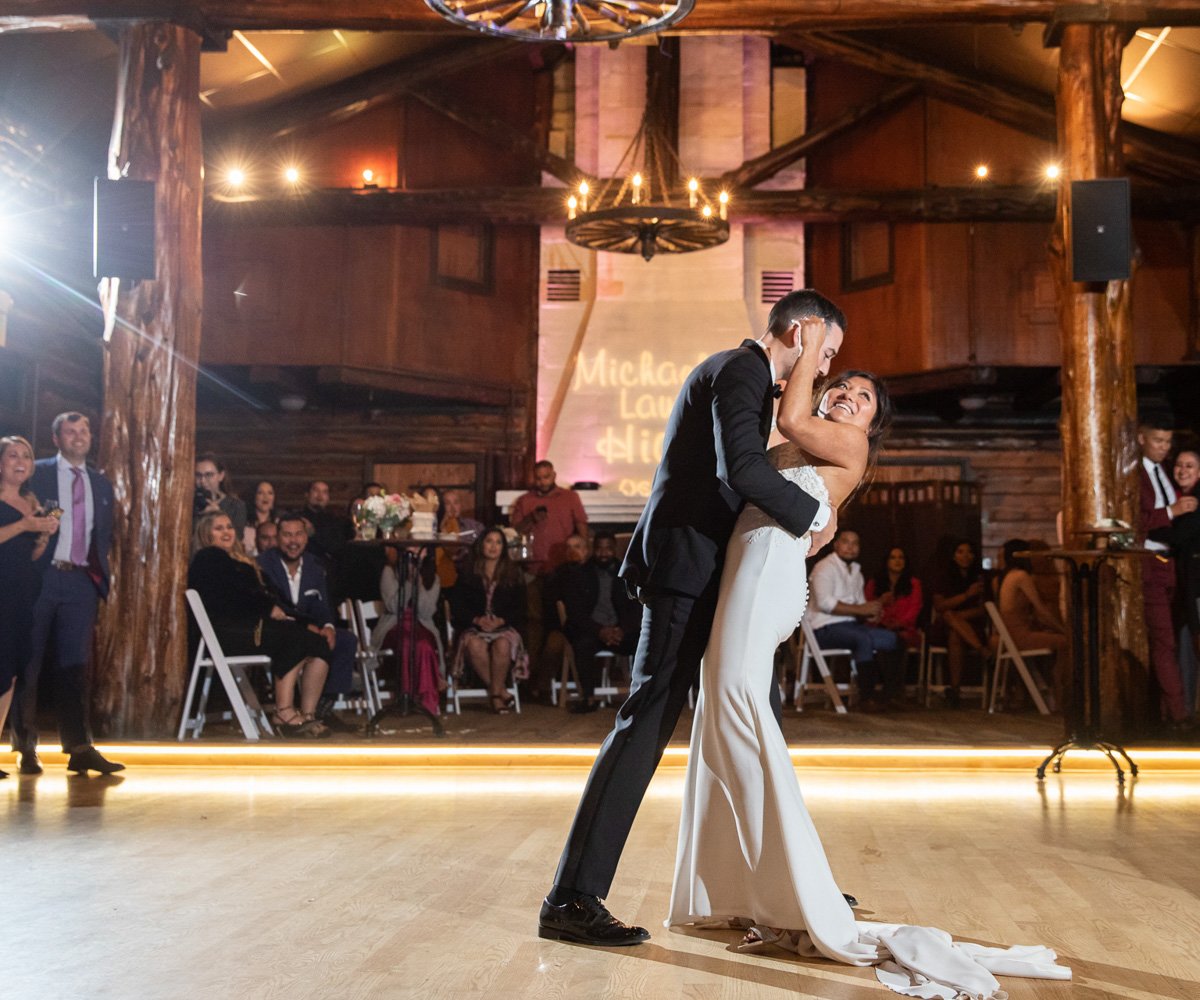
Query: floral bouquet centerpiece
359,492,413,539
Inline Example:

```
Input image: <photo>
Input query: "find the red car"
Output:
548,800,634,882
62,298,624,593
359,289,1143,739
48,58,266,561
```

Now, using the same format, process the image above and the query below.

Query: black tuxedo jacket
620,340,820,597
30,457,115,598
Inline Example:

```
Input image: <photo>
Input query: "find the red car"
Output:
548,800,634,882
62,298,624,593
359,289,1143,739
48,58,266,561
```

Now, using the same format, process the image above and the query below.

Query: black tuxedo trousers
553,582,782,898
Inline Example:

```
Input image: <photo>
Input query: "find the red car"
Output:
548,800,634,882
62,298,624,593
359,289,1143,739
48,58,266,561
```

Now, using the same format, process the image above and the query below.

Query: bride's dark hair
814,369,893,502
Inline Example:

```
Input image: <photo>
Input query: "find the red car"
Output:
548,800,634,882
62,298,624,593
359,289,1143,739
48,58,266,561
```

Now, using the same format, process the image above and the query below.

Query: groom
539,289,846,945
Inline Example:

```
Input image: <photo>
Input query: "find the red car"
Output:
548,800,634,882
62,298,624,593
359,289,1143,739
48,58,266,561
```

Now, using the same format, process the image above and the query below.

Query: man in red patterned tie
11,412,123,775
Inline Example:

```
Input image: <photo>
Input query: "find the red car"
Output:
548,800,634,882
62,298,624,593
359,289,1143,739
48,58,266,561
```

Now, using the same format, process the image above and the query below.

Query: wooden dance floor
5,757,1200,999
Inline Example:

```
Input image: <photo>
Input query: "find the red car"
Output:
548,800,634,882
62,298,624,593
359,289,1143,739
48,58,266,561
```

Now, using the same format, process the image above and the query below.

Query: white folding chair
550,601,629,707
180,589,274,741
793,619,855,714
443,600,520,714
985,601,1054,715
920,613,988,708
342,599,389,717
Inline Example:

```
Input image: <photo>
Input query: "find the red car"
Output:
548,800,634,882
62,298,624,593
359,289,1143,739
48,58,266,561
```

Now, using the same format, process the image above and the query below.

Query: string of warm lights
971,162,1062,182
214,163,382,192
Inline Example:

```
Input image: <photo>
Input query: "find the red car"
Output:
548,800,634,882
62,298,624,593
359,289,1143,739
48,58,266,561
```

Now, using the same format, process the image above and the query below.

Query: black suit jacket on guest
620,340,820,598
29,457,115,598
551,560,642,642
257,549,336,628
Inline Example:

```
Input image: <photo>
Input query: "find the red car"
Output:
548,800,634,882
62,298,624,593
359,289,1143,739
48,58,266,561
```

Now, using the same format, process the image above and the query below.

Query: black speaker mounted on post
1070,178,1131,283
93,178,156,281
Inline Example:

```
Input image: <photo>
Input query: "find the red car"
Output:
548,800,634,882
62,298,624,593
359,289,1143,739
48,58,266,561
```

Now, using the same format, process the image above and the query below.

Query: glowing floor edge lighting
18,743,1200,769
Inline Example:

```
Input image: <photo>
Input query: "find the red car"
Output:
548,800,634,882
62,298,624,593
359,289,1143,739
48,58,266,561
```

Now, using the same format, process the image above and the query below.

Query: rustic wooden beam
8,2,1200,36
787,31,1200,183
94,22,203,738
212,39,524,144
1189,225,1200,361
202,182,1200,226
1049,22,1147,731
316,365,520,408
722,81,920,190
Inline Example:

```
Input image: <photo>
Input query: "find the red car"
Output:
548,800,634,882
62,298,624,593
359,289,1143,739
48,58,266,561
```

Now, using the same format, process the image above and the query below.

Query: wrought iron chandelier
564,74,729,262
423,0,694,43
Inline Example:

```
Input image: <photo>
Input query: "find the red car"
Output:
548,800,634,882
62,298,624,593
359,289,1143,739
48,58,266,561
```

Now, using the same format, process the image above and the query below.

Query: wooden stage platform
4,748,1200,999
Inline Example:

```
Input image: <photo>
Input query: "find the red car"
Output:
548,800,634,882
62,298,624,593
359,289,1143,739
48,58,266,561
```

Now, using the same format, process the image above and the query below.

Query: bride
667,320,1070,999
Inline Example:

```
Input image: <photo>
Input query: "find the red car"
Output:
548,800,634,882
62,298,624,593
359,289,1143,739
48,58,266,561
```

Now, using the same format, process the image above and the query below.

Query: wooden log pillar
94,23,203,737
1189,225,1200,361
1049,23,1148,732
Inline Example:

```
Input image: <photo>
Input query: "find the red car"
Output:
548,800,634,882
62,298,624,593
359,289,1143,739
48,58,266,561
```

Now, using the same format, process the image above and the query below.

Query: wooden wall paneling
922,223,970,370
967,221,1060,367
339,225,403,369
289,101,404,189
872,441,1062,559
201,225,346,366
923,99,1054,187
195,404,526,516
399,56,538,190
1131,220,1191,364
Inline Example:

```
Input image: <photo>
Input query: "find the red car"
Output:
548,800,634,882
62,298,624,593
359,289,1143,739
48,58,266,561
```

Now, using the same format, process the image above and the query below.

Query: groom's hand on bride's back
811,509,837,552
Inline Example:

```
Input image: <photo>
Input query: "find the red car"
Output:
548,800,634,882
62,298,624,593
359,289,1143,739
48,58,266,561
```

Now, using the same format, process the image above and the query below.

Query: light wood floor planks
3,767,1199,1000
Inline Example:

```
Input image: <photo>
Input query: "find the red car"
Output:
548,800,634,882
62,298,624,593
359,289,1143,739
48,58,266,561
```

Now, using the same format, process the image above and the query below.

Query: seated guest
450,527,529,714
255,520,279,553
930,539,988,708
435,488,485,590
257,514,360,732
373,546,445,717
242,480,276,556
996,538,1068,710
864,545,923,649
534,533,590,704
807,528,904,711
554,531,641,715
301,479,351,596
188,512,330,737
194,453,247,535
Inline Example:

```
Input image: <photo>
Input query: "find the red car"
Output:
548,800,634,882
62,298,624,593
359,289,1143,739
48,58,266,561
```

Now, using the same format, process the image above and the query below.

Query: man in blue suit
13,411,124,775
258,513,358,731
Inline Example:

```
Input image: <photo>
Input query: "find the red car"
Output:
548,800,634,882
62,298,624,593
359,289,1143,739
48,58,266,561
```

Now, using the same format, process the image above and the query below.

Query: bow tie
771,383,783,399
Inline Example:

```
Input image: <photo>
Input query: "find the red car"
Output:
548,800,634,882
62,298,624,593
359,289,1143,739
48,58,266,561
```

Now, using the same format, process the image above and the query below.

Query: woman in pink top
864,545,923,650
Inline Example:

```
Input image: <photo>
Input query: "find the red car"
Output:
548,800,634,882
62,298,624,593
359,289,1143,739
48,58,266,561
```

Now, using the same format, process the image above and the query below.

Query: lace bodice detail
736,446,830,539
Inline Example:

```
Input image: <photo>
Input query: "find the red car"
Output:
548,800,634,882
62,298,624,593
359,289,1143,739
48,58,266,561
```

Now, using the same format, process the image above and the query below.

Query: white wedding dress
667,446,1070,1000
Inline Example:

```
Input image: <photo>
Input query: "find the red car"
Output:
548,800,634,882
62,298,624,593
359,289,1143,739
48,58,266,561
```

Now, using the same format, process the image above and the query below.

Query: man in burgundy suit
1138,418,1197,727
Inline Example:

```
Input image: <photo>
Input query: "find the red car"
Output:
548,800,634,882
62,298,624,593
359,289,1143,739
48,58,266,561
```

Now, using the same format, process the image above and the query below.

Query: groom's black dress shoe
66,746,125,775
843,893,859,909
18,751,42,775
538,895,651,946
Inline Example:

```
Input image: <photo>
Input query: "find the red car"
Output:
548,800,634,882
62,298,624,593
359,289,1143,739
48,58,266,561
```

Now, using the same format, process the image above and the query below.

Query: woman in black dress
930,539,987,708
450,527,529,713
0,436,60,776
188,511,331,737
